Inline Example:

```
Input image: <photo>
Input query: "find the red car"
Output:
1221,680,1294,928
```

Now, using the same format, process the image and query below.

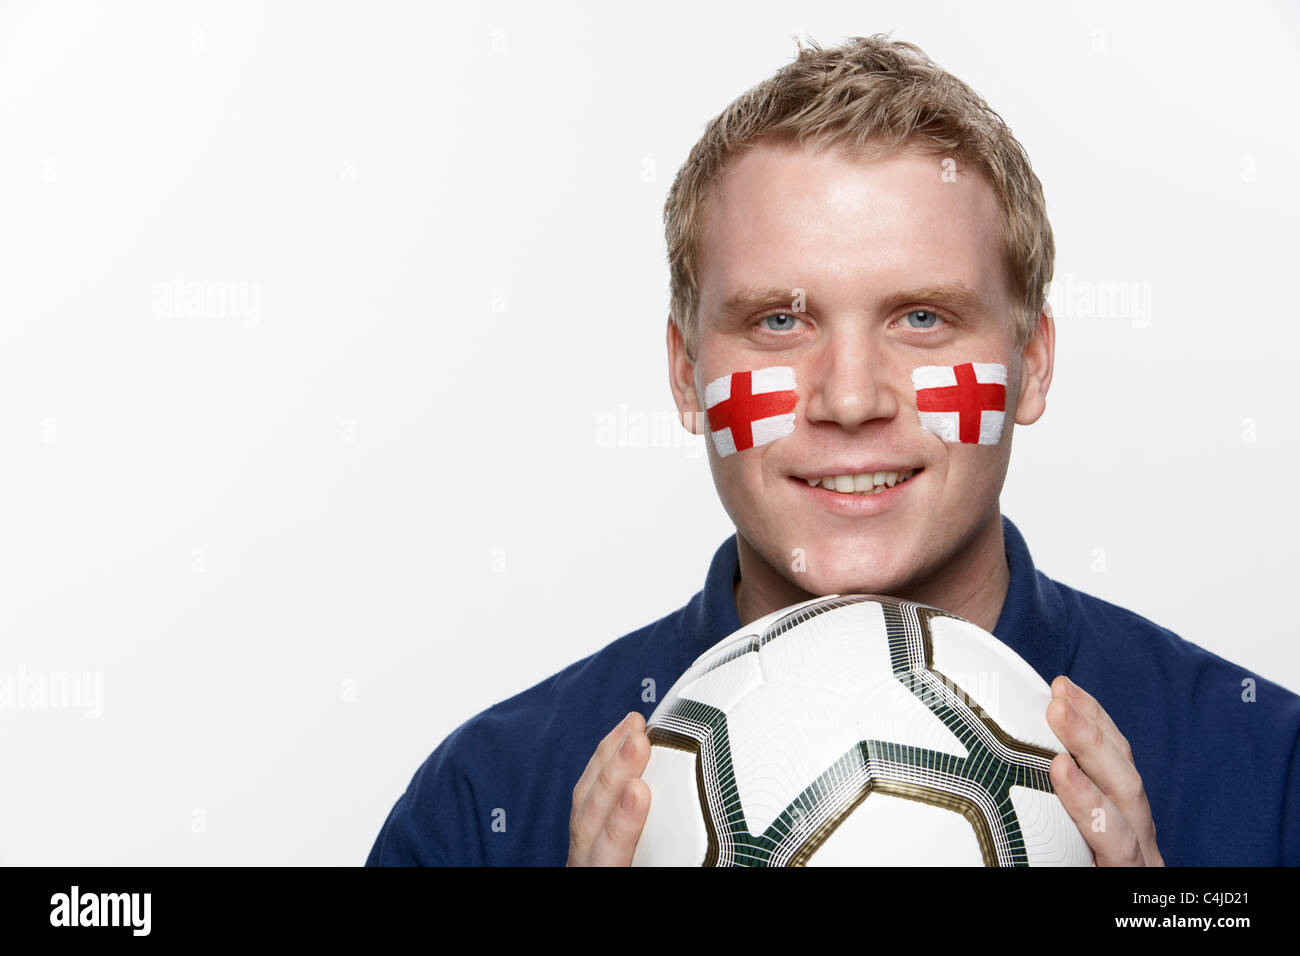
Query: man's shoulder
366,601,694,865
418,600,687,776
1042,572,1300,865
465,603,689,739
1051,572,1300,712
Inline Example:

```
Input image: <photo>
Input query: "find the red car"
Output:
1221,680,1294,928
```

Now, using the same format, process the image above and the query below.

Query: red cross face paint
704,366,798,458
912,362,1008,445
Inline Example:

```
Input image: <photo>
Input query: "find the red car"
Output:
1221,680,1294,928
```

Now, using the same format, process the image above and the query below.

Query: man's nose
801,328,900,429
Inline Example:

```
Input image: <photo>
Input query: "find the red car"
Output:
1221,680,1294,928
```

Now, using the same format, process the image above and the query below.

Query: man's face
668,140,1053,601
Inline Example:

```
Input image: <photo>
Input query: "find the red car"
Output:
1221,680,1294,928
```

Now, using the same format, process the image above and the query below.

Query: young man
367,35,1300,867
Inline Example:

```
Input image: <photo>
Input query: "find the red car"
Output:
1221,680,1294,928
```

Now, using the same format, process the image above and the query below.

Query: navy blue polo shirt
365,516,1300,866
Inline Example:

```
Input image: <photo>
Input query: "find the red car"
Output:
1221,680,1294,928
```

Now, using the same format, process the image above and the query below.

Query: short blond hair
664,33,1053,358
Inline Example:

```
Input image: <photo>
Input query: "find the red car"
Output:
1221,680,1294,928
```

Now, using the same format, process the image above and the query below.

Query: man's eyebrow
713,282,994,320
716,285,803,320
884,284,994,315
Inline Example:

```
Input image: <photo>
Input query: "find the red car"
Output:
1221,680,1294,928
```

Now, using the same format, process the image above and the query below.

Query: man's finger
1047,695,1160,864
1047,694,1133,802
570,711,641,826
1051,752,1144,866
1051,676,1131,760
587,768,652,865
569,722,650,861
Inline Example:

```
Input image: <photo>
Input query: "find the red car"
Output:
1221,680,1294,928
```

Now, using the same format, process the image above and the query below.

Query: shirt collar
993,514,1074,685
687,515,1071,685
680,534,742,672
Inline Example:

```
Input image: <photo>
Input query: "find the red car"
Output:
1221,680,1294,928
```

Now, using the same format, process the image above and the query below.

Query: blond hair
664,33,1053,358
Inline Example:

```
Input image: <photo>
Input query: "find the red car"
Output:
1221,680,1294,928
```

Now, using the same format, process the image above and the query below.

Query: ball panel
927,614,1068,753
806,790,985,866
755,600,895,692
673,647,764,715
631,742,708,866
1009,784,1096,866
724,683,861,836
850,671,970,760
675,595,835,689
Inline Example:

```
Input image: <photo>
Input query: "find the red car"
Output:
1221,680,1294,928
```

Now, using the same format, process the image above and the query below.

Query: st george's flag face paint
704,366,798,458
912,362,1007,445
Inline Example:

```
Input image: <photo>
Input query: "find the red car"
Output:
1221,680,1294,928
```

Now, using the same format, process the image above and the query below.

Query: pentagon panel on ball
631,595,1093,867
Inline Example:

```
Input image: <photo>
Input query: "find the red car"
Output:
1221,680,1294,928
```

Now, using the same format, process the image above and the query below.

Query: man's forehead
695,142,1012,324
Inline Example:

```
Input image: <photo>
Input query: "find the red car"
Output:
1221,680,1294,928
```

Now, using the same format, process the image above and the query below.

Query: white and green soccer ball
632,595,1093,867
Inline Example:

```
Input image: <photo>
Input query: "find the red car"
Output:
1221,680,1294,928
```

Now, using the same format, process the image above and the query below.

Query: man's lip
790,470,919,514
792,465,924,480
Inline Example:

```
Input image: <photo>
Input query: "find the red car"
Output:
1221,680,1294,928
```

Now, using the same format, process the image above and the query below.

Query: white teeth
806,469,917,495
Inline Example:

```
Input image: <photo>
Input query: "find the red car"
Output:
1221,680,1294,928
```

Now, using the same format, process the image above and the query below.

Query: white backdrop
1,0,1296,865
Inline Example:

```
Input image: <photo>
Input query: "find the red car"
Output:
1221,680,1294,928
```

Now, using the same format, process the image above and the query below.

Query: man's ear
1015,304,1055,426
667,316,705,434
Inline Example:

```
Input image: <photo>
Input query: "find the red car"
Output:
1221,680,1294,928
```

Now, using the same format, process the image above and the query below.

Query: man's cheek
911,362,1008,445
703,366,798,458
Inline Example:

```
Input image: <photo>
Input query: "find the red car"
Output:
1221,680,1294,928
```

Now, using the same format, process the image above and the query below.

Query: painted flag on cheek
912,362,1008,445
704,366,798,458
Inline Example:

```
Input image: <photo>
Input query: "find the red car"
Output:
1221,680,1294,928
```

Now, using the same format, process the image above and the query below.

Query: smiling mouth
800,469,922,496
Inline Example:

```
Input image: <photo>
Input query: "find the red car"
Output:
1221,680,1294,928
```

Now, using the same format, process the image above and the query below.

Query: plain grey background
1,0,1296,864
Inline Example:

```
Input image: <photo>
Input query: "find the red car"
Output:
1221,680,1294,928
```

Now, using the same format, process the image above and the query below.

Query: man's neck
732,512,1012,634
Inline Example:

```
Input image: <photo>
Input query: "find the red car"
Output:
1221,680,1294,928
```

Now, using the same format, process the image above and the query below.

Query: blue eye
904,309,943,329
760,312,802,332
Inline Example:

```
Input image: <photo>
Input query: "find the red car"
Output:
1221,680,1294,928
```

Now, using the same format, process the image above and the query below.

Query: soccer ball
631,595,1093,866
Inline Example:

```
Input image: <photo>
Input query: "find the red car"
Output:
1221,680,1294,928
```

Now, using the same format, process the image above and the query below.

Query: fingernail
1068,759,1084,783
1065,701,1079,722
617,711,634,732
620,787,635,812
619,732,634,758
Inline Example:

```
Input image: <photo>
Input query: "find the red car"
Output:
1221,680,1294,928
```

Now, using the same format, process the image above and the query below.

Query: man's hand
1047,675,1164,866
567,711,651,866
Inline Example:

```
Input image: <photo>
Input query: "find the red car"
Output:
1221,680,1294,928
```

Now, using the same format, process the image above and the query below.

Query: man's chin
791,565,918,603
739,529,926,607
799,582,910,601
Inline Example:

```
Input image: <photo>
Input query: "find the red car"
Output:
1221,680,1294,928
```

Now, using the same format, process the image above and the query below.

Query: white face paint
911,362,1007,445
704,366,798,458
